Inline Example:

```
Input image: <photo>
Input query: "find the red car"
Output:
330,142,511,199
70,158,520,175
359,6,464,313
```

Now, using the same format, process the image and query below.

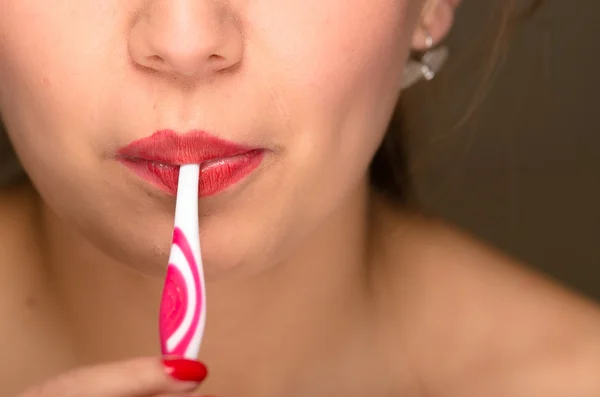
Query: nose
129,1,243,79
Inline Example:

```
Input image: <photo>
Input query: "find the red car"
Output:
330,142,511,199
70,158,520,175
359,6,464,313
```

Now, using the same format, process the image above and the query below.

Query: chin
91,228,174,276
83,221,278,280
192,231,283,280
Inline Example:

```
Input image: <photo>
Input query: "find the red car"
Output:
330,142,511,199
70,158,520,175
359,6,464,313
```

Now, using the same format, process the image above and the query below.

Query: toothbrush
159,164,206,360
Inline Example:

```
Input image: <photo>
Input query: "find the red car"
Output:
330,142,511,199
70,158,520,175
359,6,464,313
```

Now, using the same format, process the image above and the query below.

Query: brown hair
370,0,545,203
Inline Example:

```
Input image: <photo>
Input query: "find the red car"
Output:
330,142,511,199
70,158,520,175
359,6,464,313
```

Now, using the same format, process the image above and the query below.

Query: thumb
20,356,208,397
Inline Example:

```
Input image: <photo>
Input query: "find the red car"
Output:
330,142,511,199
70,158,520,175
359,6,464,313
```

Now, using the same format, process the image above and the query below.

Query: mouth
116,130,266,196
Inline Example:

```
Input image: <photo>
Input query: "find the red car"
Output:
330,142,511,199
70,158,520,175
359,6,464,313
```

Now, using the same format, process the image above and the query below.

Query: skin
0,0,599,396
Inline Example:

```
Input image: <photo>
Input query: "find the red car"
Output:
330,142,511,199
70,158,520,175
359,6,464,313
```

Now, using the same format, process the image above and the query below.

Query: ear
411,0,462,51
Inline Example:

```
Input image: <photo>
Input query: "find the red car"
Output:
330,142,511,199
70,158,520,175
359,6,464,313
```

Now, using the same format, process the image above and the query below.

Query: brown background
1,1,598,299
409,0,600,300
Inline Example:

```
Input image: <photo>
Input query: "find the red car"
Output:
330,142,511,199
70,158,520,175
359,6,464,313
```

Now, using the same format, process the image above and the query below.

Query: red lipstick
117,130,265,196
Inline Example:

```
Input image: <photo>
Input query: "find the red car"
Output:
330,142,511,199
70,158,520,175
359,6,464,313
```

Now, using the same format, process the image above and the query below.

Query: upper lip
117,129,260,165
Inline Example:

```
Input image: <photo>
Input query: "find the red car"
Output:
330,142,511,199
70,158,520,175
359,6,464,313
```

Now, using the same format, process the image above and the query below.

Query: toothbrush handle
159,164,206,360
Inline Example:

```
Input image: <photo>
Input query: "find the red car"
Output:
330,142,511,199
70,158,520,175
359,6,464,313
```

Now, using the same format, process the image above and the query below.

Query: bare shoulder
0,183,71,393
371,202,600,397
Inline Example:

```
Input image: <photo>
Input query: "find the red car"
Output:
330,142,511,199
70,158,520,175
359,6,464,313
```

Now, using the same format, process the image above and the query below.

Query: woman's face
0,0,425,275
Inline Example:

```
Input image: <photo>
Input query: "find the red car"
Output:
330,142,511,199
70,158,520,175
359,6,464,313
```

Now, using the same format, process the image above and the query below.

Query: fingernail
162,358,208,382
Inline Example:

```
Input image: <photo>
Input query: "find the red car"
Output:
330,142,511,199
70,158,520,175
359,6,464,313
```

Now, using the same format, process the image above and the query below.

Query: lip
117,129,265,196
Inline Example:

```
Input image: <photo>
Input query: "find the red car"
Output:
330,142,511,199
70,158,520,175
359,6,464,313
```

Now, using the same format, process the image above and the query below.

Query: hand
17,356,208,397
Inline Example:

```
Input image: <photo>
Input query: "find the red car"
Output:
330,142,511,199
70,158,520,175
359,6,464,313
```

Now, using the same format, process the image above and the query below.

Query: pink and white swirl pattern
159,227,206,359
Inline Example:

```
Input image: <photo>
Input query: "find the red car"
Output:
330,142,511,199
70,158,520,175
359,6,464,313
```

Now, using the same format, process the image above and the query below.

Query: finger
20,356,208,397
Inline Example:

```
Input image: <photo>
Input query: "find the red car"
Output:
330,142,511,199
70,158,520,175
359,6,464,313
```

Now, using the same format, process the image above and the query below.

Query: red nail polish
162,358,208,382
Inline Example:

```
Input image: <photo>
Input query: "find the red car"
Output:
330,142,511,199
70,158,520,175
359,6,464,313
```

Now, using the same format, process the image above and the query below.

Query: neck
41,179,377,395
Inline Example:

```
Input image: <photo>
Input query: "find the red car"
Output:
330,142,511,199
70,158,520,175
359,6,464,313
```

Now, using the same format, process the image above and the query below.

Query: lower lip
119,150,265,196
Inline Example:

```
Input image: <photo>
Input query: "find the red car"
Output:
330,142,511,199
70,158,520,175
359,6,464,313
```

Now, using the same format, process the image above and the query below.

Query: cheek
253,0,410,109
0,2,137,240
0,2,122,173
248,0,413,190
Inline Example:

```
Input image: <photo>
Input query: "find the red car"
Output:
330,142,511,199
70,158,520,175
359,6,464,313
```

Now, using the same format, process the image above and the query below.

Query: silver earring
402,28,449,89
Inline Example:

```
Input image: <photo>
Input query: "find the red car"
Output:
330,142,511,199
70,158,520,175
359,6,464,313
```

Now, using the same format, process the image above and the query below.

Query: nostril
127,5,244,78
141,54,165,70
208,54,228,67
